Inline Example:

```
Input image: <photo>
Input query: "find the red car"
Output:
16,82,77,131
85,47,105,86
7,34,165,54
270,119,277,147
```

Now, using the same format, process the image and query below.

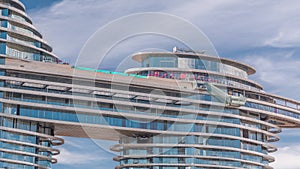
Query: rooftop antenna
172,46,177,53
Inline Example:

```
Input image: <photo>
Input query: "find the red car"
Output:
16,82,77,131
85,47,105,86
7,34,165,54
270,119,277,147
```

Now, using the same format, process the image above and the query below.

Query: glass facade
0,1,61,168
0,57,296,168
0,3,58,63
137,70,260,91
0,63,285,168
141,55,248,78
0,1,299,169
0,116,58,169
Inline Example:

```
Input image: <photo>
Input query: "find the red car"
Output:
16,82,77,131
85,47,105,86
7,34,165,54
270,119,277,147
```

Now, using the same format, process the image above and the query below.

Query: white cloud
272,144,300,169
55,137,114,166
28,0,181,61
27,0,300,61
167,0,300,51
243,51,300,100
57,147,104,165
265,29,300,48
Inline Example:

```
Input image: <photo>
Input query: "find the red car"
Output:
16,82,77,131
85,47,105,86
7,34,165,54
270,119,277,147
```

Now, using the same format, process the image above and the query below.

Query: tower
0,1,300,169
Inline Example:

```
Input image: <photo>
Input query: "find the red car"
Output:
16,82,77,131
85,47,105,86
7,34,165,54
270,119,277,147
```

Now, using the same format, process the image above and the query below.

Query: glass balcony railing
8,23,35,37
6,46,39,60
7,35,37,47
138,70,261,91
10,14,27,23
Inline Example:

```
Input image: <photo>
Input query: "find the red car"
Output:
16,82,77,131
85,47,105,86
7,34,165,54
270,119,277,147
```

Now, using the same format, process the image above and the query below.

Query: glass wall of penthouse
126,53,261,92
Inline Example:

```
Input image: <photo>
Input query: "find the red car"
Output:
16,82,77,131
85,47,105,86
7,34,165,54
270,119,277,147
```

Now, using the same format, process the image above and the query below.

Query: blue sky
20,0,62,11
19,0,300,168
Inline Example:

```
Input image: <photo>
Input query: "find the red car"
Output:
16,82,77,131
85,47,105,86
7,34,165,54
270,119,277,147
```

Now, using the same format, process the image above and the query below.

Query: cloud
27,0,300,61
28,0,180,62
57,148,102,165
243,50,300,100
265,29,300,48
272,144,300,169
55,137,116,168
56,138,109,165
167,0,300,52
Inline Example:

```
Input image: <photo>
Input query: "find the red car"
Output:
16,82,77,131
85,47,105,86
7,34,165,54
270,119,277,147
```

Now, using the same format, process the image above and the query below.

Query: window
243,129,249,138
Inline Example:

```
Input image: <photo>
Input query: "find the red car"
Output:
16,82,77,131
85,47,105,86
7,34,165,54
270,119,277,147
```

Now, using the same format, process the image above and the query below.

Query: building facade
1,0,300,169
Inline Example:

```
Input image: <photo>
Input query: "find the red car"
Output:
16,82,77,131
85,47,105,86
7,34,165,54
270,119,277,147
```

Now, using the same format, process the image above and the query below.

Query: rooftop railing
73,66,147,79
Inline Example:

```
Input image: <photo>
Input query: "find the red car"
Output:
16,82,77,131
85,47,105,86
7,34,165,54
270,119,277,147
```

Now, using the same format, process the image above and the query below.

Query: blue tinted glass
0,43,6,54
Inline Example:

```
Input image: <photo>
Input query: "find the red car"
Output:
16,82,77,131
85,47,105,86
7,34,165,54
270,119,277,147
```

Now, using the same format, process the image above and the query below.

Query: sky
19,0,300,169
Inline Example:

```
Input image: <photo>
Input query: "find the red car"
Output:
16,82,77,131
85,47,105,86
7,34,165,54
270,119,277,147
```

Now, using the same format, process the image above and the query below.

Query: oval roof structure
132,52,256,75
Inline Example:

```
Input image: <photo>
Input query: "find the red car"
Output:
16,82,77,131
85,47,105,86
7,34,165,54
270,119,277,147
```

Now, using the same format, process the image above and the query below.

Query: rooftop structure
1,1,300,169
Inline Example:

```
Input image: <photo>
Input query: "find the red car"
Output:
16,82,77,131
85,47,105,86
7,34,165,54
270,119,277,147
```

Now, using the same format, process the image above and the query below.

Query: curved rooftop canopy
132,52,256,75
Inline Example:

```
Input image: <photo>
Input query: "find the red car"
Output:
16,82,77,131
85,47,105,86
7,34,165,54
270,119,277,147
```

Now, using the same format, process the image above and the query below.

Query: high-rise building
0,0,300,169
